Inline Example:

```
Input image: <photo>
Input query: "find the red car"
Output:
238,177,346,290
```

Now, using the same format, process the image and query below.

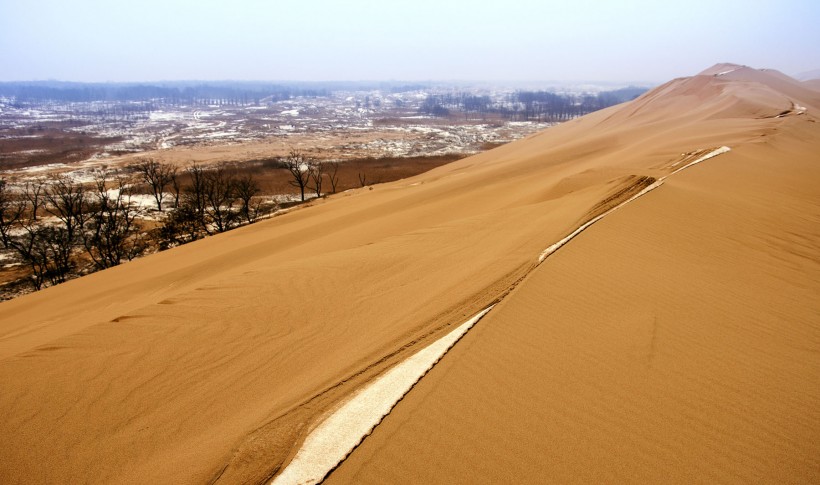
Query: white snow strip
716,67,742,76
271,305,495,485
539,145,730,263
669,146,730,176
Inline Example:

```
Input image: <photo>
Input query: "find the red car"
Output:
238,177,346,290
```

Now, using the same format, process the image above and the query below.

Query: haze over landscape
2,0,819,82
1,1,819,485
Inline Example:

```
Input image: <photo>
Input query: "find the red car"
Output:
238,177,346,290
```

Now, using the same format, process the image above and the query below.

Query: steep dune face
324,69,820,483
1,66,818,484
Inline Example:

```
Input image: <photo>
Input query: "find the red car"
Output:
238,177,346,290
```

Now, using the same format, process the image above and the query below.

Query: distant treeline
420,86,648,121
0,81,331,107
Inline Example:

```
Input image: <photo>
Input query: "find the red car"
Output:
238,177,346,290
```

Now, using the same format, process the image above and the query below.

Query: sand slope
324,67,820,483
1,65,818,484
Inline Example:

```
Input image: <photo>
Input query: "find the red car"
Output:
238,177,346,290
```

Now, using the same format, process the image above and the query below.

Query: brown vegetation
212,153,463,196
0,123,123,170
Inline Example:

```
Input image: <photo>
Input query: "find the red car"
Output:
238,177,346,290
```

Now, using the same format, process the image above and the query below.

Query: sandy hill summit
1,64,818,484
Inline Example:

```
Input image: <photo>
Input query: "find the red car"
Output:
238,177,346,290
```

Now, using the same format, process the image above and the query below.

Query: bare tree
157,204,201,249
23,178,45,221
33,174,90,285
10,219,75,290
158,163,208,246
38,226,75,286
184,163,208,230
234,173,261,223
9,221,50,291
327,161,340,194
82,169,147,269
203,166,237,233
135,159,175,211
309,160,325,198
169,167,181,209
44,175,87,246
0,179,24,249
358,171,367,187
284,149,311,202
5,178,77,290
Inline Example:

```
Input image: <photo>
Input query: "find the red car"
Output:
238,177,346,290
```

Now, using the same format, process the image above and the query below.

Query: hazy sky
1,0,818,83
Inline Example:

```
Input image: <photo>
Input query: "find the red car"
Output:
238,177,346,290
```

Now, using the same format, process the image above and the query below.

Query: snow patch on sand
716,67,742,76
271,306,494,485
669,146,730,176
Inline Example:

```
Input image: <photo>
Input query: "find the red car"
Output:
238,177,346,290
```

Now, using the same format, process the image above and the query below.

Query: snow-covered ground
0,85,569,172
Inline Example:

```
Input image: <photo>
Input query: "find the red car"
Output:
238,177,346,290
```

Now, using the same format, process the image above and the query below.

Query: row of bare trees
0,150,357,296
156,164,265,247
130,160,267,249
0,171,148,291
132,153,351,247
282,149,340,201
418,87,649,122
0,160,272,293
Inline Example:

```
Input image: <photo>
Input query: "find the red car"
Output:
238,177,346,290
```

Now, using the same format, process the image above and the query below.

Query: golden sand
1,64,818,483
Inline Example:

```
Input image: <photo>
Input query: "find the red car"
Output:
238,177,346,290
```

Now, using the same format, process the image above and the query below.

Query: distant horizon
0,62,817,87
6,65,819,89
2,1,819,83
0,78,658,88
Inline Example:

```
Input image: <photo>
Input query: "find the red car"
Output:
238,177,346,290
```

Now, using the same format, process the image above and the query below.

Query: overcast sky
1,0,818,83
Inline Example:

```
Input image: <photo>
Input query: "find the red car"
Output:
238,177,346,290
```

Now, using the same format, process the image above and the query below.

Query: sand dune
324,67,820,483
1,64,818,484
